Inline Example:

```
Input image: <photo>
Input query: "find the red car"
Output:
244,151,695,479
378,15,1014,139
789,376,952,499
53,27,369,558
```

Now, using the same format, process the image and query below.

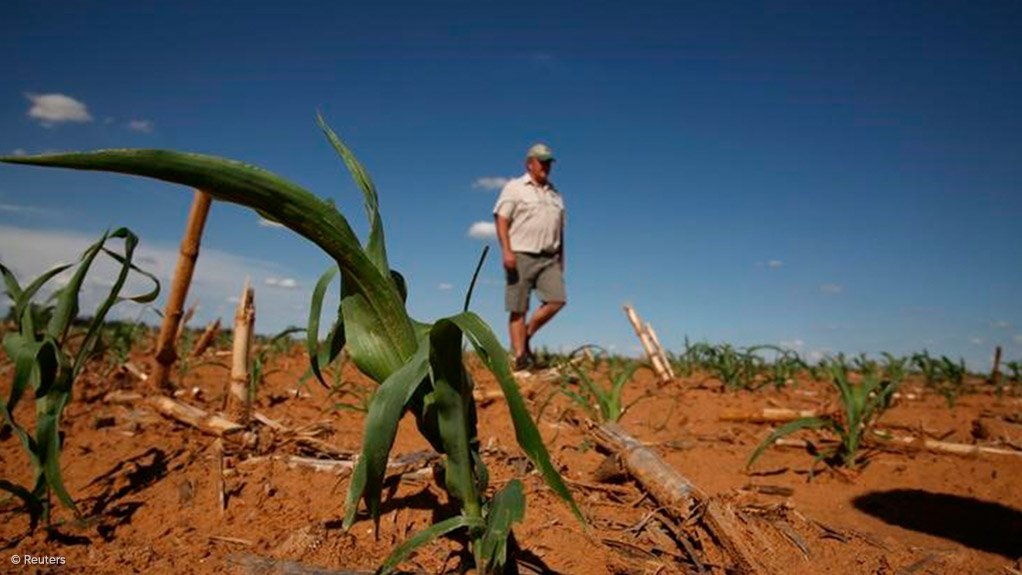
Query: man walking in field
493,143,566,371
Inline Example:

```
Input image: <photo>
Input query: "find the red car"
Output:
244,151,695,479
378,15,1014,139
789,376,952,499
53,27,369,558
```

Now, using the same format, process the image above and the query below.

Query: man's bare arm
495,214,516,271
557,212,565,271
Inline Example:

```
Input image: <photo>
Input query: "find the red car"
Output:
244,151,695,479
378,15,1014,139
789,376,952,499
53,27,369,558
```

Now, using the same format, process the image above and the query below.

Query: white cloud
807,348,832,363
472,177,509,191
969,337,984,345
992,320,1011,329
0,203,49,215
467,221,497,240
438,283,454,291
127,119,154,133
11,149,27,156
820,283,843,294
1014,334,1022,344
768,260,783,269
26,93,93,125
258,217,286,228
265,277,298,289
779,339,804,350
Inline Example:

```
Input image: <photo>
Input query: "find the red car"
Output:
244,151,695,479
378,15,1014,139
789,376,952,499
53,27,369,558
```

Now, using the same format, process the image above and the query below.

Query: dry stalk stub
623,304,674,385
191,318,222,357
227,279,255,425
151,190,213,390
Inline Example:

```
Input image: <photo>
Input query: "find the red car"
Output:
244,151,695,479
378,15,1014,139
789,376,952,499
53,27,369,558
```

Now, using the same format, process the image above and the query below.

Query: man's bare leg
525,301,565,353
509,311,528,361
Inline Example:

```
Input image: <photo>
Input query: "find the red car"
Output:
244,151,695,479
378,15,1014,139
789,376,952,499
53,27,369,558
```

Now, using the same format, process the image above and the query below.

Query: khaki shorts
505,252,566,313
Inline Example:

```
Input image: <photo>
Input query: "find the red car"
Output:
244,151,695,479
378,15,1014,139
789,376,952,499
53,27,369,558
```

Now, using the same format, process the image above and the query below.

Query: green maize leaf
559,387,598,420
306,266,343,388
71,228,160,378
5,337,58,431
570,363,604,408
831,368,856,421
35,393,79,518
447,312,583,524
874,378,900,411
340,280,404,383
344,333,431,529
2,333,35,413
95,248,161,304
0,262,73,327
389,270,408,303
46,229,111,341
479,479,526,573
0,262,21,302
1,149,418,383
0,479,43,530
316,113,389,276
430,318,482,518
470,446,490,496
377,514,483,575
610,362,642,401
463,245,489,313
747,417,838,469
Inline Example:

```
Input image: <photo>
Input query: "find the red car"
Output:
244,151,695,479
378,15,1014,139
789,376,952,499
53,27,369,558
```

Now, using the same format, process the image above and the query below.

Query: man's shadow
853,489,1022,558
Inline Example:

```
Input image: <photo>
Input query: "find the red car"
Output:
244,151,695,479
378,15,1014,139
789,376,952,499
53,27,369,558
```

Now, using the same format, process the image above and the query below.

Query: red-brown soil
2,346,1021,574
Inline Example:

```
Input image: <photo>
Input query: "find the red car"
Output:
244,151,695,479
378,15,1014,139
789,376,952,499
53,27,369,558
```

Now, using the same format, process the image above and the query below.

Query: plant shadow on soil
853,489,1022,558
372,485,562,574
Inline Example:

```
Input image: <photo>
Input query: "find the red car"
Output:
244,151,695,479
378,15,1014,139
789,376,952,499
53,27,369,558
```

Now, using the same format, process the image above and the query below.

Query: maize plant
704,343,764,390
747,363,900,473
666,337,714,378
557,345,647,423
0,229,159,528
880,352,910,386
1006,361,1021,383
2,115,580,573
996,360,1022,398
912,351,968,408
851,352,880,379
911,350,940,385
747,345,805,389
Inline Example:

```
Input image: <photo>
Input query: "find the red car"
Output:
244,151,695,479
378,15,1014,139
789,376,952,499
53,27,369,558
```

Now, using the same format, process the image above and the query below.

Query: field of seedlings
2,126,1021,574
2,327,1021,574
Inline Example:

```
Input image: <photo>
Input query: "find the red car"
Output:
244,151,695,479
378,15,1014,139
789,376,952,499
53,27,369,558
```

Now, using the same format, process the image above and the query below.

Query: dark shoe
513,354,534,371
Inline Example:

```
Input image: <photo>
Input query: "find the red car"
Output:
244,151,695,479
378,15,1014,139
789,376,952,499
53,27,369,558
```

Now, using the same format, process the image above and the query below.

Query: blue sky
2,1,1020,370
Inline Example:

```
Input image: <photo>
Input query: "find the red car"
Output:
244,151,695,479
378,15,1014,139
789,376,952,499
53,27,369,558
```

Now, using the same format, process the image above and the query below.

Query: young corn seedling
1006,361,1021,383
880,352,910,386
98,317,148,376
666,337,713,378
749,345,805,389
852,352,880,379
934,355,968,408
911,350,940,386
557,345,647,423
0,230,159,529
995,360,1022,398
703,343,763,390
2,116,581,573
248,327,305,407
747,363,900,474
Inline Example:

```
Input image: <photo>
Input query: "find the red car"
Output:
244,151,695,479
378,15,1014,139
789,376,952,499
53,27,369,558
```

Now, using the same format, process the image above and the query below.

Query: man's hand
502,250,517,272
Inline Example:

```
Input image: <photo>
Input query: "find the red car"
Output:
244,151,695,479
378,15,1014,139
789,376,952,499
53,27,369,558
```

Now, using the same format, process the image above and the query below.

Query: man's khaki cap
526,143,555,161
